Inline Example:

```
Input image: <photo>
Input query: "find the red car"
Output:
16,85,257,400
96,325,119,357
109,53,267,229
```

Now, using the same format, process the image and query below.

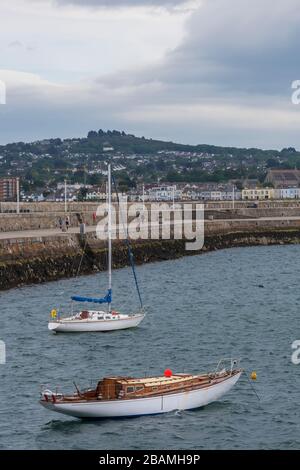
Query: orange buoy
164,369,173,378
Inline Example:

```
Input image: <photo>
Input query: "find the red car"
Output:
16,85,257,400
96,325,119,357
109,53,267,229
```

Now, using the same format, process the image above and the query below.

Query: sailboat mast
108,163,112,312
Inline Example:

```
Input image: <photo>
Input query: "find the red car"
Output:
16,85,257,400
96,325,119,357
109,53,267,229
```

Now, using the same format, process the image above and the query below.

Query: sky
0,0,300,148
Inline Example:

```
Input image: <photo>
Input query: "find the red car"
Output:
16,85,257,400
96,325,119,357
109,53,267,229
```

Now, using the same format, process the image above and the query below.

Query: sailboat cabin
95,373,217,400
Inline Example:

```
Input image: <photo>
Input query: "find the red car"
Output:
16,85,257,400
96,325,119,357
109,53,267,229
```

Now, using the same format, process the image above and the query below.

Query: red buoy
164,369,173,378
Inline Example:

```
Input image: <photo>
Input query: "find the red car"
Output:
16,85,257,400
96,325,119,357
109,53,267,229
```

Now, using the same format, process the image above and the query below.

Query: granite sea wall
1,223,300,290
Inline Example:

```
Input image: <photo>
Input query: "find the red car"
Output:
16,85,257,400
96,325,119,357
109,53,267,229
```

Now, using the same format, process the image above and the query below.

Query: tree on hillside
88,173,102,185
78,187,88,201
266,158,280,168
87,130,98,139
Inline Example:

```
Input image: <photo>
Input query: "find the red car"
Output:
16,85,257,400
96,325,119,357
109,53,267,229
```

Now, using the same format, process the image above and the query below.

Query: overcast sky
0,0,300,148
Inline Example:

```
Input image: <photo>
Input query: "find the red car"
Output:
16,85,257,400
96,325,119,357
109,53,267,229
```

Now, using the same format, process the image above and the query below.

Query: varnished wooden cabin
93,372,230,400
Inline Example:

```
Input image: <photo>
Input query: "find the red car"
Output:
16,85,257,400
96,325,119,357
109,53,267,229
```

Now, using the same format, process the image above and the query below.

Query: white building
242,188,275,200
86,189,119,201
86,190,106,200
220,190,242,201
148,185,182,201
275,188,300,199
196,190,242,201
57,183,91,190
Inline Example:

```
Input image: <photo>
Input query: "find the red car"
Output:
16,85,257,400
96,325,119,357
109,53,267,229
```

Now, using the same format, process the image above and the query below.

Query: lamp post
64,179,67,213
172,186,175,210
16,177,20,214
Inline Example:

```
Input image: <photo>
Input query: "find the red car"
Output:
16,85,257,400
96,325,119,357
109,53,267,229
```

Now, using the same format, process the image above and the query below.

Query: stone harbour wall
1,223,300,291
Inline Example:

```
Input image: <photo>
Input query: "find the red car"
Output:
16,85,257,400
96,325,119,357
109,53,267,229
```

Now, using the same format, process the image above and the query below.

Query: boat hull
41,371,242,418
48,313,145,332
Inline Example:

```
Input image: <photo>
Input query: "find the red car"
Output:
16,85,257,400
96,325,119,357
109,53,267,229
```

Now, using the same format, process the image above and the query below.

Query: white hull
41,371,242,418
48,313,145,333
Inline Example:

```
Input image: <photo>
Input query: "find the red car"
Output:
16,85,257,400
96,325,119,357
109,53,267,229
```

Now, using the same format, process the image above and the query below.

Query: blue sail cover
71,289,112,304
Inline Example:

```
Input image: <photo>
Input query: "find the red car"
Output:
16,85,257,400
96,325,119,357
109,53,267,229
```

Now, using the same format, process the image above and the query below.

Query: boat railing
40,384,57,395
40,384,66,402
212,358,241,378
129,306,147,317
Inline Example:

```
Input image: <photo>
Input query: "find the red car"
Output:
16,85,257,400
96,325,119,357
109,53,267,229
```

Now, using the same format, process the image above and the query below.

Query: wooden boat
40,360,242,418
48,163,145,333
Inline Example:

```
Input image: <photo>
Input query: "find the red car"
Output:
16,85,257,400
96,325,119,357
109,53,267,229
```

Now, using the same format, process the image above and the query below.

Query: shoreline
1,227,300,292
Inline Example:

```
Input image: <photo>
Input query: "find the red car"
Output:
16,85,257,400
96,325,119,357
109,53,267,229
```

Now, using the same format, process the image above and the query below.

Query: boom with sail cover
71,289,112,304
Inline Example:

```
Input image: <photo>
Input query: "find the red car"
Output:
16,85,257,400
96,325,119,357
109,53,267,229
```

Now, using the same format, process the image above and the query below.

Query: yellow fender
51,309,57,319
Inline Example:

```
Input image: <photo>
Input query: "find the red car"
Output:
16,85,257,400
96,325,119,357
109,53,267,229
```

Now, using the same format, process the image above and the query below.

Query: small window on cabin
135,386,144,391
126,386,134,393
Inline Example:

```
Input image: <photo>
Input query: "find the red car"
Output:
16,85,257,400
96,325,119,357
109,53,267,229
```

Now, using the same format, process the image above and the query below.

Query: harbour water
1,245,300,449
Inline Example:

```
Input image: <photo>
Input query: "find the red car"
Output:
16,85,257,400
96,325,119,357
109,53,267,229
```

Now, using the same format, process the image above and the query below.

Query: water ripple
0,245,300,449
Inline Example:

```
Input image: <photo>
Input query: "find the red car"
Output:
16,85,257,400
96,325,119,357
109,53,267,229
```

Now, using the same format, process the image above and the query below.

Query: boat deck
41,369,242,404
115,374,203,387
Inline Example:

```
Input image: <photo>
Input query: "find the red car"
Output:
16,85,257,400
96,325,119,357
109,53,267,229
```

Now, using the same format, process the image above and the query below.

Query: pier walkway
1,216,300,240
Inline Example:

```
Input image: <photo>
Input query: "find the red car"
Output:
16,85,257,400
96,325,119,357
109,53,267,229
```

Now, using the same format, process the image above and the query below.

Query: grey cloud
8,40,35,52
3,0,300,148
8,41,23,48
81,0,300,147
54,0,184,7
102,0,300,99
165,0,300,95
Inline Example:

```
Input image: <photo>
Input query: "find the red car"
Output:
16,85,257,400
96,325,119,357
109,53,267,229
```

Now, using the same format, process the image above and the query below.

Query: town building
0,177,18,201
198,190,242,201
86,189,107,201
242,188,274,200
148,185,182,201
274,188,300,199
56,183,90,191
242,179,260,189
265,169,300,188
85,187,119,201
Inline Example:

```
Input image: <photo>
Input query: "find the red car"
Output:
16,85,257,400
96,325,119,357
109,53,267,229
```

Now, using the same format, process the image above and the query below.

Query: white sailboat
48,163,145,333
40,359,242,419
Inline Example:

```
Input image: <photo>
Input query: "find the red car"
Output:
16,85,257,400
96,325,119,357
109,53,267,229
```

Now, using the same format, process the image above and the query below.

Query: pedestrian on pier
65,215,70,231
